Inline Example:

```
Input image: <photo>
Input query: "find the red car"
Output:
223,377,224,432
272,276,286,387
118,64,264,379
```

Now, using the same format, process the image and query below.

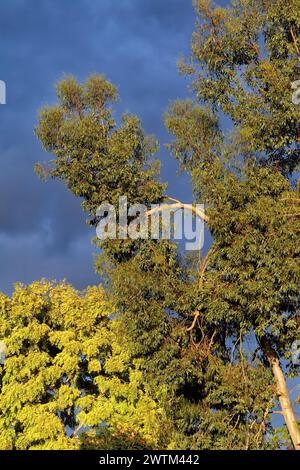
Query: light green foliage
0,282,168,449
0,282,109,449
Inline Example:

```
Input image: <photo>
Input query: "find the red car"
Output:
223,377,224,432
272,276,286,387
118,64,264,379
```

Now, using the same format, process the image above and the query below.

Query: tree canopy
0,0,299,450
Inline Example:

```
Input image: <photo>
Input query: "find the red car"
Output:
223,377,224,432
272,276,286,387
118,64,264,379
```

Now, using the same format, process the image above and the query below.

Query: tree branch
147,200,209,223
186,310,200,332
290,27,300,62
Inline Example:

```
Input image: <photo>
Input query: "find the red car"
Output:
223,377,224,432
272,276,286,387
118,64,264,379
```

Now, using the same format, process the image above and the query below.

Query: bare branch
187,311,200,332
147,200,209,223
290,27,300,62
163,195,182,204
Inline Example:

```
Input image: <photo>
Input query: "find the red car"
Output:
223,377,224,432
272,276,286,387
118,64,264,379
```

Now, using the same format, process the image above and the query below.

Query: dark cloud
0,0,226,294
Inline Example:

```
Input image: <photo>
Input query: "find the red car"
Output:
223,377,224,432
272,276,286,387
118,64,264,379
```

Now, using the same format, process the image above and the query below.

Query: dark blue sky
0,0,227,294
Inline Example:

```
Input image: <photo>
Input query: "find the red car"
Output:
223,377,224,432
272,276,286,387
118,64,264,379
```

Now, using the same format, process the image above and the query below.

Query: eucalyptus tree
34,0,300,449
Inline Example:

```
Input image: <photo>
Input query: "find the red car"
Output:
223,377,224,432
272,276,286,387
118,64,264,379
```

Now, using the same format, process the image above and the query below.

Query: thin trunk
260,336,300,450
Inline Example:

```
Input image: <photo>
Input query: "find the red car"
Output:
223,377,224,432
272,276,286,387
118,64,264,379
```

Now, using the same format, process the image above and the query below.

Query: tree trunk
260,336,300,450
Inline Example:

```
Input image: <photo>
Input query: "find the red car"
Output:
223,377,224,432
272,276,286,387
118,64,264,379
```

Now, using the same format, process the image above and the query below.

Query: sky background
0,0,230,295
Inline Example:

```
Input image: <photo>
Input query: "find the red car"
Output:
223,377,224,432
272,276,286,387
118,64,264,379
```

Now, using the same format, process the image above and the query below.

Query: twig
163,195,182,204
198,248,214,287
208,329,217,351
290,27,300,62
70,423,84,439
281,197,300,203
187,311,200,332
